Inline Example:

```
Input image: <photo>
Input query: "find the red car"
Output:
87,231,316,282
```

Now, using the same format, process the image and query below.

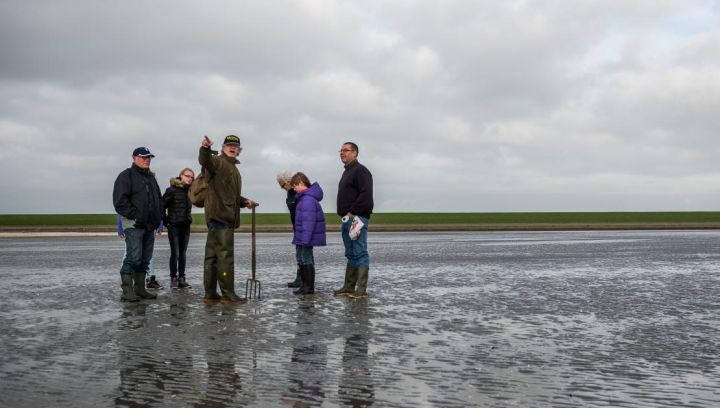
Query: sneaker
170,277,179,289
178,276,191,289
146,276,163,290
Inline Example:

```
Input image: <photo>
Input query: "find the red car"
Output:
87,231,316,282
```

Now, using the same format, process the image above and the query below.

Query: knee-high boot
293,264,309,295
203,229,221,303
120,274,139,302
333,265,357,297
348,267,368,300
287,266,302,288
296,264,315,295
133,273,157,299
216,228,246,304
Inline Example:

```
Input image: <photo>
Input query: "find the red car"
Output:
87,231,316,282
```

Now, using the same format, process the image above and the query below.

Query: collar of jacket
344,159,358,169
169,177,185,188
131,163,154,176
220,153,240,164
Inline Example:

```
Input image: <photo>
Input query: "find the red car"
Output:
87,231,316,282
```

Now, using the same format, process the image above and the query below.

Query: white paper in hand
349,217,365,240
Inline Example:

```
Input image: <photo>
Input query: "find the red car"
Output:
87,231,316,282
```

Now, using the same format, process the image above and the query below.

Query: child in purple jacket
290,172,327,295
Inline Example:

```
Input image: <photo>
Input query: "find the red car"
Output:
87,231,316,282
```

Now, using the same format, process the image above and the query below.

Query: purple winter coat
292,182,327,247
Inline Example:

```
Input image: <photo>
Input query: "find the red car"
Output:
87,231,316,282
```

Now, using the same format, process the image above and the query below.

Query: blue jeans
120,227,155,276
296,245,314,266
341,216,369,267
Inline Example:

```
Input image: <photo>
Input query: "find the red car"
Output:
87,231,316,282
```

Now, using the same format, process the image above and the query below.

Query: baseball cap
223,135,241,146
132,147,155,157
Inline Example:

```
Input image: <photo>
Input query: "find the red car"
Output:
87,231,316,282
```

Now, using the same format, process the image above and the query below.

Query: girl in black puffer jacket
162,168,195,288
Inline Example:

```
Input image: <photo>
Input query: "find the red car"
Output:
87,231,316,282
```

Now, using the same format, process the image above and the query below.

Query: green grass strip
2,212,720,227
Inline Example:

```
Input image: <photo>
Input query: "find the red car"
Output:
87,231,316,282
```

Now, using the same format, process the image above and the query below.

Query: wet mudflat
0,230,718,407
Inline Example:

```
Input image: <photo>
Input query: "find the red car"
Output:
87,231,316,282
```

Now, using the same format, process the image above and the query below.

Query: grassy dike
1,212,720,233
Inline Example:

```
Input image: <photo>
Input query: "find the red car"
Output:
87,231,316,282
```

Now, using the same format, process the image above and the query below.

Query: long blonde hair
179,168,195,178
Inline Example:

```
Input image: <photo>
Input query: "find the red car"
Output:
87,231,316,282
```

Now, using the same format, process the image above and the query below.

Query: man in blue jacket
333,142,374,300
113,147,163,302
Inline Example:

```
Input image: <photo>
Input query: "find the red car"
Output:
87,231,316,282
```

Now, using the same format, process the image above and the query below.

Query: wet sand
0,231,718,407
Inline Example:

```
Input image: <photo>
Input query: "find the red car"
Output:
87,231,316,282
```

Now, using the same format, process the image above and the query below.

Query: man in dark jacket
333,142,374,300
113,147,163,302
199,135,257,304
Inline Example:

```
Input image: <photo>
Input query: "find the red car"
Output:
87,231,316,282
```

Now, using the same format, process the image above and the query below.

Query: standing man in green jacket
199,135,257,304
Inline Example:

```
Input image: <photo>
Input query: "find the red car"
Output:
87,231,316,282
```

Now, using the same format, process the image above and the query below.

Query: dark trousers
167,223,191,277
120,227,155,276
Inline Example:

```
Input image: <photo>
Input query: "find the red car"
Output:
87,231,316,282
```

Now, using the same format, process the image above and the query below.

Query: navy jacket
292,183,327,247
113,164,163,230
286,189,297,228
337,160,373,219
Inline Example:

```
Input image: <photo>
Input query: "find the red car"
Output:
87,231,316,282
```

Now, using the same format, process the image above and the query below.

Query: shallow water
0,230,718,407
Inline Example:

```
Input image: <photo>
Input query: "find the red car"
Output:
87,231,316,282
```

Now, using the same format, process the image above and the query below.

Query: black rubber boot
133,273,157,300
293,265,309,295
307,264,316,294
349,267,369,300
287,266,302,288
333,265,357,297
120,274,139,302
295,265,315,295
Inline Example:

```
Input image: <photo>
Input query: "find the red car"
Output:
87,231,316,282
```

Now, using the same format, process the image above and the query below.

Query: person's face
222,144,241,158
180,171,195,186
292,183,306,193
133,155,152,169
279,181,291,191
339,144,357,164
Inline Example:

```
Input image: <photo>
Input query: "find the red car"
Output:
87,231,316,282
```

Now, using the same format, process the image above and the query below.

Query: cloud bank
1,1,719,213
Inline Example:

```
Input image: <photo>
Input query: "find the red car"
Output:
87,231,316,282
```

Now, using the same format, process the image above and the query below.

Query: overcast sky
1,1,719,214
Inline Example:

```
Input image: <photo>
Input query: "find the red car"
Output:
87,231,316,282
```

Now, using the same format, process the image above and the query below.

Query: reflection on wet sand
1,232,719,407
338,301,375,407
282,299,328,406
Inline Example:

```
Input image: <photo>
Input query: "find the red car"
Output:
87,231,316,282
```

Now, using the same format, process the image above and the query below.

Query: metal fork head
245,279,262,300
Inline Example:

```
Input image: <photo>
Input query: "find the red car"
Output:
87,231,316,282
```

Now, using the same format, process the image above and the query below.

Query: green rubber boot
203,228,221,304
133,273,157,299
120,274,139,302
348,267,369,300
218,270,247,304
333,266,357,297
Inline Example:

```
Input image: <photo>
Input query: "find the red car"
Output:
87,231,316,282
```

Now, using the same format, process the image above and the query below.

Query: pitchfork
245,204,262,300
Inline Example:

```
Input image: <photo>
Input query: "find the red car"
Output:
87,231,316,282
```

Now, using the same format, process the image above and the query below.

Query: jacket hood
169,177,185,187
298,182,323,202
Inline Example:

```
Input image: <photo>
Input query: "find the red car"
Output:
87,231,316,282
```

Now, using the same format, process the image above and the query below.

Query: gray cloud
1,1,719,214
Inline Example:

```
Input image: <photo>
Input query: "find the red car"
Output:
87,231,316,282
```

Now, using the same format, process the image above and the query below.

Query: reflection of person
162,168,195,289
277,171,301,288
333,142,374,300
338,303,375,406
113,147,163,302
283,301,328,406
290,172,326,295
117,215,163,289
199,135,257,304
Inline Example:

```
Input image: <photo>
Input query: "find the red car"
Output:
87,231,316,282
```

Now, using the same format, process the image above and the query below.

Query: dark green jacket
199,147,248,228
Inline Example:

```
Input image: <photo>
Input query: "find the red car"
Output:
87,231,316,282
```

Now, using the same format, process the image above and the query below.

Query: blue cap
132,147,155,157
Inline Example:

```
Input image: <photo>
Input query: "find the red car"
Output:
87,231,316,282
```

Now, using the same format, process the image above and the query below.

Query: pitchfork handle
251,205,257,281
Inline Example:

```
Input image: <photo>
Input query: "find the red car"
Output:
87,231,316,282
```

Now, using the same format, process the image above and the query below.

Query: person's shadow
283,298,329,407
338,301,375,407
